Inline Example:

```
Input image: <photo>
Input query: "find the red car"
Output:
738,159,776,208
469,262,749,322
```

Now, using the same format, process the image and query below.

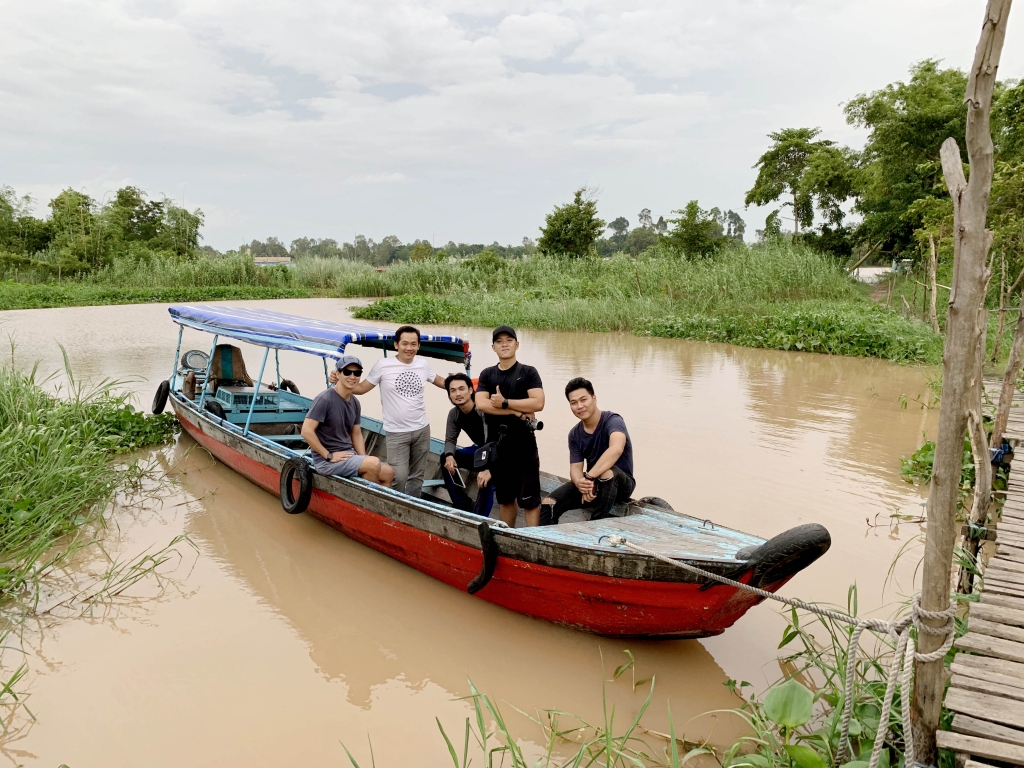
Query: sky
2,0,1023,252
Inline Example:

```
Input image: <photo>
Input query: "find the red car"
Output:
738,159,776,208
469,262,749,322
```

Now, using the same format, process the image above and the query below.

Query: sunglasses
340,368,363,377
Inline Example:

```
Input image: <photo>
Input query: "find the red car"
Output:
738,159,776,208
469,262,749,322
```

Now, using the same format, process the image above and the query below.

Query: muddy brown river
1,299,937,766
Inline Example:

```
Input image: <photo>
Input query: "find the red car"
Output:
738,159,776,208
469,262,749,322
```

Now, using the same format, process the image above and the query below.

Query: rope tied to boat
604,535,956,768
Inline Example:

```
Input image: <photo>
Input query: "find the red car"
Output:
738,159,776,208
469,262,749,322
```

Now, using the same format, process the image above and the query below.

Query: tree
627,226,658,256
663,201,727,257
722,210,746,240
845,60,970,255
607,217,629,237
654,215,667,234
537,188,606,258
637,208,653,229
409,241,435,261
745,128,834,235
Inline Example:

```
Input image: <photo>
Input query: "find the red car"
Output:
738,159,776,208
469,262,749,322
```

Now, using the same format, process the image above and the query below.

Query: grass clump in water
0,350,178,604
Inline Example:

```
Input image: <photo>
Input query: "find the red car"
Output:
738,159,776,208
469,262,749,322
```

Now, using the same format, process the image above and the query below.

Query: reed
0,348,178,606
0,242,944,362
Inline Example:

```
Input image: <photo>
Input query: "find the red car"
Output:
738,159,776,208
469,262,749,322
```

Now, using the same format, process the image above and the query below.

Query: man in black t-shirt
541,377,636,524
441,372,494,516
474,326,545,527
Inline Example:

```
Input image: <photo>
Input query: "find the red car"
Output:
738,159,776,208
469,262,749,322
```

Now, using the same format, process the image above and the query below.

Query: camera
525,418,544,432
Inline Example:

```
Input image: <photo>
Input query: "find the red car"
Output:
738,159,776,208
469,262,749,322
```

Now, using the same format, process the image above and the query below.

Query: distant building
253,255,293,267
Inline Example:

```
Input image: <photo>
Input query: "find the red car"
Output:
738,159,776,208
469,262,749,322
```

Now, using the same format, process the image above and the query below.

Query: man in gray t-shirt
301,354,395,485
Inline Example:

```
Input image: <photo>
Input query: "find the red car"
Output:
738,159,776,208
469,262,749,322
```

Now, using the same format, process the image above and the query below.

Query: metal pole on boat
244,347,270,436
322,357,329,388
275,349,281,388
170,326,183,383
197,334,219,410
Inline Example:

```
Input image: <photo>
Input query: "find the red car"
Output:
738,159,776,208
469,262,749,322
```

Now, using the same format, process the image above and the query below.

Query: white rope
604,535,956,768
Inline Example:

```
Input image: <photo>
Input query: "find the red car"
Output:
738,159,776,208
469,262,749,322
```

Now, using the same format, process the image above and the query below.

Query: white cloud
1,0,1022,248
495,13,578,60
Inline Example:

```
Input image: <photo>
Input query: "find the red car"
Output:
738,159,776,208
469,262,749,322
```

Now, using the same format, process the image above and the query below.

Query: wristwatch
583,471,593,481
501,398,509,410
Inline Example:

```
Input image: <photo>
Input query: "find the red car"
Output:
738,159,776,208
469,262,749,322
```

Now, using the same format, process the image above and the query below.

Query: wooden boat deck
939,379,1024,764
532,508,763,561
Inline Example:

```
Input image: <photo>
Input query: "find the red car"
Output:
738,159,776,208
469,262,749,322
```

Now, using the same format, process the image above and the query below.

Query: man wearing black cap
474,326,545,527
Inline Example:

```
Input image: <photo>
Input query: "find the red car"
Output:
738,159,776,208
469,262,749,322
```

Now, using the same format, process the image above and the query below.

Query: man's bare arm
351,380,376,395
301,418,331,460
585,432,626,479
432,374,446,389
351,424,366,455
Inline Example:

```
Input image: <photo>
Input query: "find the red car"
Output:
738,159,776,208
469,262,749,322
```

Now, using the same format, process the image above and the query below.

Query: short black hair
394,325,421,343
565,377,595,400
445,372,475,395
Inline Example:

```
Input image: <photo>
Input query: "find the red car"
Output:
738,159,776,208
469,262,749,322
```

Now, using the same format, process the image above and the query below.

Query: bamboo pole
929,234,941,333
992,248,1008,361
992,296,1024,448
911,1,1012,761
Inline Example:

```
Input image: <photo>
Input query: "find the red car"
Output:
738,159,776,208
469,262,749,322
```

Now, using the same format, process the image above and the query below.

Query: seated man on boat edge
441,372,495,517
540,377,635,525
302,355,395,486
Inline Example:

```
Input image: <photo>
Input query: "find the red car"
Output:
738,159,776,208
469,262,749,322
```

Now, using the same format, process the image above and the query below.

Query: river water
0,299,938,766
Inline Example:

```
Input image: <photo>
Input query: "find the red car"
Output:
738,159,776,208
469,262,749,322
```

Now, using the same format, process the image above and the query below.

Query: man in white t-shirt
344,325,445,497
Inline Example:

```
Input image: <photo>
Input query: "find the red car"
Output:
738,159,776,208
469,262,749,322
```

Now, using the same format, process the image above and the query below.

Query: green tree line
744,59,1024,271
0,186,202,276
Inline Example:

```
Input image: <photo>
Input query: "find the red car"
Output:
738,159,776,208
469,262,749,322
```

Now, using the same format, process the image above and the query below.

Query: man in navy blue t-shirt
541,377,636,524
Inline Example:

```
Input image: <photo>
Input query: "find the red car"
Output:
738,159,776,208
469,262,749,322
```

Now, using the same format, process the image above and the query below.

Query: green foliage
763,680,814,729
648,303,941,364
662,201,730,257
409,241,438,262
719,590,926,768
746,128,849,234
845,60,969,256
537,187,606,257
352,295,460,325
0,351,178,604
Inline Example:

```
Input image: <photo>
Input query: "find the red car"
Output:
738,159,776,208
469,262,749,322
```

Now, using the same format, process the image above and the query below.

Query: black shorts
491,447,542,509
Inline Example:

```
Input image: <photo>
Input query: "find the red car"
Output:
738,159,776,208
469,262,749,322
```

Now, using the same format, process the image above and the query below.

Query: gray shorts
313,454,367,478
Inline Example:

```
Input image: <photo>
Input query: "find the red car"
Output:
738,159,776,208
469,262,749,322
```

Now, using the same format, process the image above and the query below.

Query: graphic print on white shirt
366,356,438,433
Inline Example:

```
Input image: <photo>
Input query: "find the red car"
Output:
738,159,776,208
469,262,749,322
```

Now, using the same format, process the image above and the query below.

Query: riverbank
0,242,944,363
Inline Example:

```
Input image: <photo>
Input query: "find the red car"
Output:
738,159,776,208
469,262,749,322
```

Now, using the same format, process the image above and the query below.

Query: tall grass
0,349,178,605
0,243,944,362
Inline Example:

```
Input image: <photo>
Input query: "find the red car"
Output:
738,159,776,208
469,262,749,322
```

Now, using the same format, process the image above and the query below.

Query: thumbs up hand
490,386,506,410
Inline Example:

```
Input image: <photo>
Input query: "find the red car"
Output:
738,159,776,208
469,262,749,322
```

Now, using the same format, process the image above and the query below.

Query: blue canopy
168,305,469,363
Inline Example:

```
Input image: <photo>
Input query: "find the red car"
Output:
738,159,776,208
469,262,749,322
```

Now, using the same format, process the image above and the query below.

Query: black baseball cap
492,325,517,342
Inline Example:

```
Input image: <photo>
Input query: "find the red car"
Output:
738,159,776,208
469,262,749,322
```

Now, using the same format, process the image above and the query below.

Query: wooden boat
155,305,830,638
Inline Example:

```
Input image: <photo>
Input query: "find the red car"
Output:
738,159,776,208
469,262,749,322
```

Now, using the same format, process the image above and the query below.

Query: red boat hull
175,404,775,638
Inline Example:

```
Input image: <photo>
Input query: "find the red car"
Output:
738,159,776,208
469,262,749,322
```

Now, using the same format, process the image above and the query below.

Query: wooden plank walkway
941,378,1024,764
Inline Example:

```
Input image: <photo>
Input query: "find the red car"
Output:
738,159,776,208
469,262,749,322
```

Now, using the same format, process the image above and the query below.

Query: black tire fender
203,399,227,420
637,496,675,511
152,380,170,414
279,379,300,395
280,458,313,514
741,523,832,590
467,521,499,594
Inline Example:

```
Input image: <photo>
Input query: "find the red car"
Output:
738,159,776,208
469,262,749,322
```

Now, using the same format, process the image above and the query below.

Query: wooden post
911,1,1012,762
929,234,941,334
959,311,991,594
991,249,1007,362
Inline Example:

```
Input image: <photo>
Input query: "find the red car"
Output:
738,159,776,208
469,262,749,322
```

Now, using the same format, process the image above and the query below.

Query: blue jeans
443,447,495,517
